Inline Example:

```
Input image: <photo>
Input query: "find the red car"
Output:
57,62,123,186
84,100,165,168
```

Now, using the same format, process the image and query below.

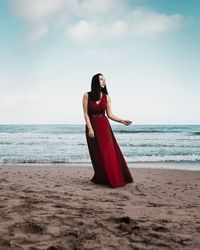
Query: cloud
8,0,68,24
67,20,98,43
25,24,48,45
67,9,184,42
8,0,78,44
107,20,129,38
130,9,184,36
67,19,128,43
7,0,184,44
80,0,120,15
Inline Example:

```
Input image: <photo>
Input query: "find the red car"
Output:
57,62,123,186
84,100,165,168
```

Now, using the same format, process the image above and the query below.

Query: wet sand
0,165,200,250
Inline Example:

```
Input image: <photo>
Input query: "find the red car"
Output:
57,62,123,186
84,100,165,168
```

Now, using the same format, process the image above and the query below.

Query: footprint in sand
134,185,147,196
109,192,130,201
0,237,11,248
0,178,9,184
8,220,45,235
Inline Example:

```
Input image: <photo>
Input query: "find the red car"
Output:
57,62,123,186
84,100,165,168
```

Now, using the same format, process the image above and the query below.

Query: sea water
0,124,200,170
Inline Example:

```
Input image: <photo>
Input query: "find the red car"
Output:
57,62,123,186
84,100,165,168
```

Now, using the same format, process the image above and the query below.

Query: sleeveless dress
85,92,134,188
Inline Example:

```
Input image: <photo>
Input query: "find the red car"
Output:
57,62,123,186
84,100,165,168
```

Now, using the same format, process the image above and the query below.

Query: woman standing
82,73,134,188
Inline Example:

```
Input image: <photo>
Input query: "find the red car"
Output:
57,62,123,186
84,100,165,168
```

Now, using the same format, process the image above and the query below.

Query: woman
82,73,134,188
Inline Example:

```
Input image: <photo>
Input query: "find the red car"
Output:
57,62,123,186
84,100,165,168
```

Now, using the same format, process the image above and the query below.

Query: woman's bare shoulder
83,92,89,98
106,94,111,102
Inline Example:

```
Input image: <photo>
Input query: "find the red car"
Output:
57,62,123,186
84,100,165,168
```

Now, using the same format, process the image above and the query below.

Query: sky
0,0,200,125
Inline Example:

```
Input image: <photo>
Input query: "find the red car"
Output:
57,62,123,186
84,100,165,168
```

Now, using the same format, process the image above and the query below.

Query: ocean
0,124,200,170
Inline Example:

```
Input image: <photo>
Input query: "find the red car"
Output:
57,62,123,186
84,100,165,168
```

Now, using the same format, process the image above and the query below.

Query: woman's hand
121,120,132,126
88,128,95,138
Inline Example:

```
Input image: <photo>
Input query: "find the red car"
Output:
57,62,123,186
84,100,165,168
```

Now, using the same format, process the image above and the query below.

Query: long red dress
86,92,134,188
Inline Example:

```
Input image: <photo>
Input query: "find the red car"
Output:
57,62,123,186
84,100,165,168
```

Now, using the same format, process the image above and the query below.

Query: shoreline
1,161,200,171
0,165,200,249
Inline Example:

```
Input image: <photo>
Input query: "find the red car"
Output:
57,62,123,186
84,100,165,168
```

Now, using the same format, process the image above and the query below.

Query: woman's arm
82,93,95,138
105,95,132,126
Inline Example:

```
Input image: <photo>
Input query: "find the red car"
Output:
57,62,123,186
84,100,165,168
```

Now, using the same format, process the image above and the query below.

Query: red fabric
86,92,134,188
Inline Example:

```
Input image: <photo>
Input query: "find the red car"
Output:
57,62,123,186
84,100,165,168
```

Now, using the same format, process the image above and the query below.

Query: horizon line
0,123,200,126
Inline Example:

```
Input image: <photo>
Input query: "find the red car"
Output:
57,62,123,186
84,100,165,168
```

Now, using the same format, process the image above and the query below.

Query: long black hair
88,73,108,101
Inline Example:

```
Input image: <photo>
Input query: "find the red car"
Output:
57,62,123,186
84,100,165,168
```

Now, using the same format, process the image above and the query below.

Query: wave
0,142,13,145
1,155,200,164
113,129,180,134
192,132,200,136
113,130,200,136
128,154,200,162
122,143,200,148
0,141,42,145
0,159,69,164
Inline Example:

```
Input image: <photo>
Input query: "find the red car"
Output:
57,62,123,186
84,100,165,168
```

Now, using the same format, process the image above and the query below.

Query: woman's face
99,75,106,88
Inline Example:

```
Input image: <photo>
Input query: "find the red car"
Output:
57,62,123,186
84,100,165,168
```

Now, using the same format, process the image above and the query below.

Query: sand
0,164,200,250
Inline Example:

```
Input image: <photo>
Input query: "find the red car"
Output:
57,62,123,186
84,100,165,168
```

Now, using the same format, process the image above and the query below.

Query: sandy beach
0,165,200,250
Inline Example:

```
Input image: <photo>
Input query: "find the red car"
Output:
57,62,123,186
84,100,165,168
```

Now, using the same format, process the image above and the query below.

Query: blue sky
0,0,200,124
